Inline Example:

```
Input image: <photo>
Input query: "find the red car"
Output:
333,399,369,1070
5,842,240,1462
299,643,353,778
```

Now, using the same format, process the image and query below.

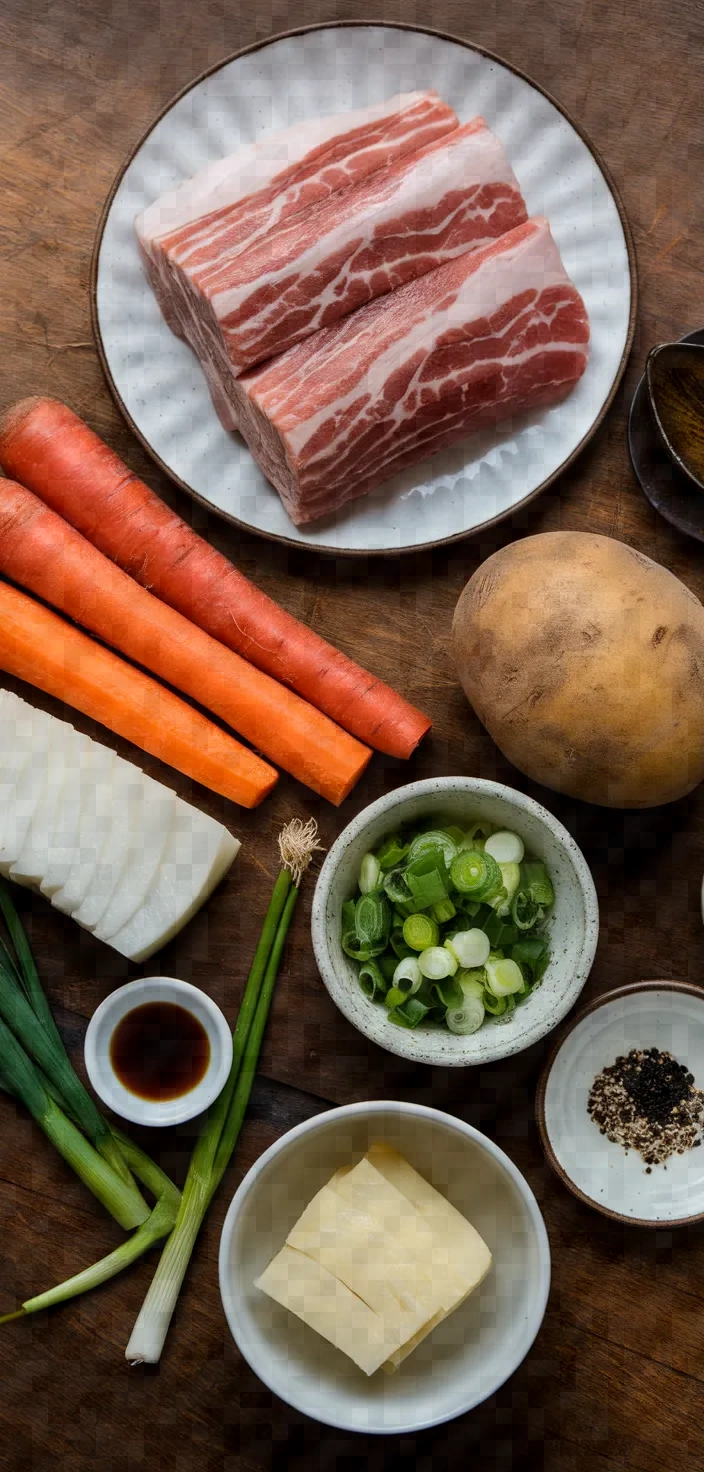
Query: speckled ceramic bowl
311,778,599,1067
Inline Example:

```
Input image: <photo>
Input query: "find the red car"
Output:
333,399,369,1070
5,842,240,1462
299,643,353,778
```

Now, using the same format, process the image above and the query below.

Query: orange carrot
0,398,431,759
0,480,371,806
0,580,277,809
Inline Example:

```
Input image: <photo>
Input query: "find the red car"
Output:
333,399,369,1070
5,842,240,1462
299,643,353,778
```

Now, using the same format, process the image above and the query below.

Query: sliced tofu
91,775,177,942
106,811,239,962
255,1245,400,1377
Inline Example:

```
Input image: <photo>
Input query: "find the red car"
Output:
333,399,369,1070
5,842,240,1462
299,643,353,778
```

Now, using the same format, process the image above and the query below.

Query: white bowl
84,975,233,1126
218,1100,550,1433
311,777,599,1067
537,981,704,1226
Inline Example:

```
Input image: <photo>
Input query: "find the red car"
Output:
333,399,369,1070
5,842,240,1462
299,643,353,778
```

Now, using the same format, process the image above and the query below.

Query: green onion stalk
0,1133,180,1326
0,882,149,1228
125,818,322,1366
0,885,144,1207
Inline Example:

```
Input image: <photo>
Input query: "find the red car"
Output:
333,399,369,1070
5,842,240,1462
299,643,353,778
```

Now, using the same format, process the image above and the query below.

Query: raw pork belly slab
173,115,528,381
136,92,458,339
232,216,590,526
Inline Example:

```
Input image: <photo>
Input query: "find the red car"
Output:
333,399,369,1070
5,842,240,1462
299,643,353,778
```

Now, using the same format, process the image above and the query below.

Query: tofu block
255,1146,492,1376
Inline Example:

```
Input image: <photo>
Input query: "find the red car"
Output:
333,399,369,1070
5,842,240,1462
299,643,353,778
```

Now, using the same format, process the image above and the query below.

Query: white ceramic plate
93,22,636,555
311,777,599,1067
218,1101,551,1432
537,983,704,1225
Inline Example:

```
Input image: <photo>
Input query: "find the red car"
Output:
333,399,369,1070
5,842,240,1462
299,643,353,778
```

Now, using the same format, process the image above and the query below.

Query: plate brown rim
536,979,704,1228
90,18,639,559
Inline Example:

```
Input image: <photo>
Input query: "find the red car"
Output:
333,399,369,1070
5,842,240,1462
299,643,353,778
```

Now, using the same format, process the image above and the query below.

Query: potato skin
452,531,704,808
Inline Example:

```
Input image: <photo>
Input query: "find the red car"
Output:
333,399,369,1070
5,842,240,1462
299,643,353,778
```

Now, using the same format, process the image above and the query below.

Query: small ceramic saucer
536,981,704,1226
629,328,704,543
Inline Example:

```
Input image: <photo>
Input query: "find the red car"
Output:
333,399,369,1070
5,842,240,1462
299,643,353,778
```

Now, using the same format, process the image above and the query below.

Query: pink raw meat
231,216,590,526
136,91,457,340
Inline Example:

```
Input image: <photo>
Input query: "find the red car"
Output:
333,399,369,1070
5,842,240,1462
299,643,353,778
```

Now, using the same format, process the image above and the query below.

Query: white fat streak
136,92,435,249
284,218,571,457
210,123,518,323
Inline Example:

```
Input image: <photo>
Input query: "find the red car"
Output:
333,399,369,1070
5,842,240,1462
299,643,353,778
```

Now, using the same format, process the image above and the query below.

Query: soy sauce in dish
110,1001,210,1101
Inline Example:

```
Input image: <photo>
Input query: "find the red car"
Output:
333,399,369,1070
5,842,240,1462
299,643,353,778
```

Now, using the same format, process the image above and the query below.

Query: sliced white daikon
107,816,239,962
37,727,100,896
52,746,126,915
69,753,146,929
10,721,81,886
0,694,42,867
91,776,177,943
0,706,56,878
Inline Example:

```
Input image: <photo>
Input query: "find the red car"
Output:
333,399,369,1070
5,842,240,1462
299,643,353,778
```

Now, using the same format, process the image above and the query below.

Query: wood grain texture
0,1,703,1467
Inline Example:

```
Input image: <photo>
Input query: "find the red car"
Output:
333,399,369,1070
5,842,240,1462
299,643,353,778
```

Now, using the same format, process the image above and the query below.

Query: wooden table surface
1,1,703,1467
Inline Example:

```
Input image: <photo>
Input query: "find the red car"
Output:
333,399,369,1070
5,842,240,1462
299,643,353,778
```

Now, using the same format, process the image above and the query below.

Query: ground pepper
587,1047,704,1170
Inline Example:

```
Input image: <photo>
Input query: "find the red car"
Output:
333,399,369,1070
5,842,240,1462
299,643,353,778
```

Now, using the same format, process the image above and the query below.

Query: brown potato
452,531,704,807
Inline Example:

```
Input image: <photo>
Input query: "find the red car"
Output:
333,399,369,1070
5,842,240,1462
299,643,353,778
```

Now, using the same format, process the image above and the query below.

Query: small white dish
311,777,599,1068
93,22,635,555
84,975,233,1127
218,1099,550,1433
537,982,704,1226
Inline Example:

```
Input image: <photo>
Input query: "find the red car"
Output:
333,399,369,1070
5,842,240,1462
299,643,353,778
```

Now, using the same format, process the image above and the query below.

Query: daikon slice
107,815,239,962
0,704,53,872
69,754,146,929
91,776,177,943
40,731,102,896
51,746,123,914
9,720,80,886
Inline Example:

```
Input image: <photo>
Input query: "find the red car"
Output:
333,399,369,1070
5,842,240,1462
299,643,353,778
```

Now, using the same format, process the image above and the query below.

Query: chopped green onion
402,913,439,952
405,867,447,909
440,825,466,846
462,820,493,849
354,892,391,947
376,834,410,871
522,861,555,909
406,830,458,869
484,830,525,865
484,955,525,997
418,946,457,981
358,960,387,1000
445,929,491,969
482,991,508,1016
384,986,406,1010
491,861,521,915
450,849,503,900
431,897,456,925
383,867,413,906
431,974,464,1009
358,853,382,894
390,927,414,961
392,957,423,995
388,997,431,1029
511,891,543,930
512,937,550,985
446,992,485,1034
457,970,487,1001
379,954,398,983
482,912,520,949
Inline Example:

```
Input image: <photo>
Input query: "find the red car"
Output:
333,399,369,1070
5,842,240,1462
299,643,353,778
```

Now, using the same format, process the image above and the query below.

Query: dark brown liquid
110,1002,210,1101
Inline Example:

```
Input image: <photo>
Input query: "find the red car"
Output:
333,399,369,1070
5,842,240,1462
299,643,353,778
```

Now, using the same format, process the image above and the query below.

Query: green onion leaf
354,892,391,947
376,834,410,871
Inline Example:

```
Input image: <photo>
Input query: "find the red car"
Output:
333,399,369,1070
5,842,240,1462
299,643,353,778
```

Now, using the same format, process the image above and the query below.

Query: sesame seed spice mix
587,1048,704,1171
